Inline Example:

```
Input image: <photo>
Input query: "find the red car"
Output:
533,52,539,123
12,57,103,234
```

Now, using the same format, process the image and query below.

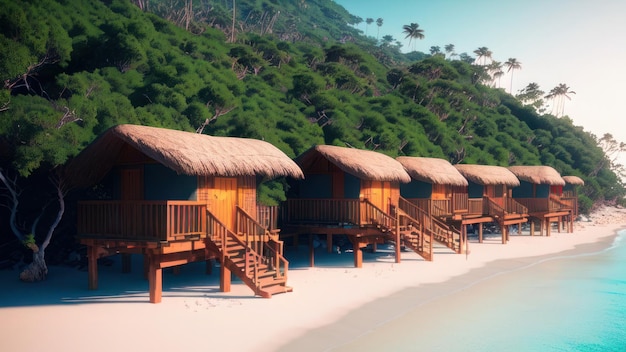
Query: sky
335,0,626,167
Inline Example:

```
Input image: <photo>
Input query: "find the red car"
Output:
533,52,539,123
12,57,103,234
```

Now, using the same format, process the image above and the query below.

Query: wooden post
459,226,466,254
220,259,231,292
501,224,506,244
206,259,213,275
353,245,363,268
530,219,535,236
143,254,149,280
395,216,401,264
122,253,132,273
326,233,333,253
309,234,315,267
478,223,483,243
88,245,98,290
148,254,162,304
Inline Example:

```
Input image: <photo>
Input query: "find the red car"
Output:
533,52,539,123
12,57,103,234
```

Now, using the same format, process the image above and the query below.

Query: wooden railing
407,197,465,217
484,197,505,218
431,199,451,217
237,206,286,279
506,199,528,215
513,198,550,213
561,197,579,216
550,194,574,211
207,209,288,287
362,199,396,230
399,197,459,251
77,200,207,241
283,198,361,225
468,198,483,215
452,193,469,214
257,205,279,231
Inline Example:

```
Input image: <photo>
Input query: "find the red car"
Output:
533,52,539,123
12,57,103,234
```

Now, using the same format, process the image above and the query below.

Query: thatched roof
396,157,468,186
296,145,411,183
562,175,585,185
454,164,520,186
66,124,304,187
508,165,565,186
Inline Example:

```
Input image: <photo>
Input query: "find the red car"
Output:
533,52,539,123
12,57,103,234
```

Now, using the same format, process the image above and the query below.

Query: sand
1,206,626,352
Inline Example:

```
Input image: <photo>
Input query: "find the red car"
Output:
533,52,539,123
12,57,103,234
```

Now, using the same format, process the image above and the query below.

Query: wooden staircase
205,209,291,298
363,198,433,261
399,197,462,254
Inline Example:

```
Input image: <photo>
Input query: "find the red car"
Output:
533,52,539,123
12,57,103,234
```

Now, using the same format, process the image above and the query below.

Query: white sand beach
2,206,626,352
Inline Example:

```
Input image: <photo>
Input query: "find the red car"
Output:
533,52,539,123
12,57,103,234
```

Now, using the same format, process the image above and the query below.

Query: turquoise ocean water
318,230,626,352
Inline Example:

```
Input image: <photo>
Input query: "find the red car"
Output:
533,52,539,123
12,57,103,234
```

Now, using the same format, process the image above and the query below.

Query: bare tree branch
0,169,26,242
196,105,235,134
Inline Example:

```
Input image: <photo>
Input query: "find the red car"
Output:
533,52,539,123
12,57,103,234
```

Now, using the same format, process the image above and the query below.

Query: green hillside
1,0,624,218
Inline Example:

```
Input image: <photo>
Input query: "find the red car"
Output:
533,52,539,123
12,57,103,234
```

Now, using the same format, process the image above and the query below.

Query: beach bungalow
67,124,304,303
281,145,433,267
396,157,467,253
508,165,572,235
562,176,585,218
454,164,528,244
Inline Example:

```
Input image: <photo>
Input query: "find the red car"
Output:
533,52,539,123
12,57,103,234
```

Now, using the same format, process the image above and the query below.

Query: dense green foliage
1,0,623,215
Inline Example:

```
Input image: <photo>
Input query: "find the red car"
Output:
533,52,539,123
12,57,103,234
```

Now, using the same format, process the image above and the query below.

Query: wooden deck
281,198,436,265
513,197,574,235
77,200,290,303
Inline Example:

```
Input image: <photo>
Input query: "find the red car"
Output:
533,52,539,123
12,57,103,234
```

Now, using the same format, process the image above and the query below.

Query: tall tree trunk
20,249,48,282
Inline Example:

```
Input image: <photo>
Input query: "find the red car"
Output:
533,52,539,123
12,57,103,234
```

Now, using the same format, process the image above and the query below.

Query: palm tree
545,83,575,117
376,18,383,41
444,44,456,60
365,18,374,36
402,23,425,51
504,58,521,94
430,46,441,56
517,82,545,112
487,61,503,88
353,16,363,31
381,35,394,47
473,47,492,65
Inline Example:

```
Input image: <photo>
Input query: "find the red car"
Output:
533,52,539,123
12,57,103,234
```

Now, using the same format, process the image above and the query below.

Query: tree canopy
0,0,623,217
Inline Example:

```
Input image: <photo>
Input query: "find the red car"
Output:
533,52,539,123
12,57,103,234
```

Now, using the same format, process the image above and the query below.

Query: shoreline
277,229,622,351
1,206,626,352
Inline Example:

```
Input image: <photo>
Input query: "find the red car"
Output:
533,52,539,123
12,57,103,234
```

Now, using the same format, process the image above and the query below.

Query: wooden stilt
220,258,231,292
309,234,315,267
530,220,535,236
395,223,401,264
501,224,506,244
460,226,466,254
143,254,149,280
148,254,162,304
353,245,363,268
88,246,98,290
122,253,132,273
205,259,213,275
326,233,333,253
478,224,483,243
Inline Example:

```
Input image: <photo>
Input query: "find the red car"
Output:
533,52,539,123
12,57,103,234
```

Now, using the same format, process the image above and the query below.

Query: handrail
206,208,255,278
431,200,450,217
362,198,396,229
284,198,361,225
399,196,456,235
506,198,528,215
236,205,287,275
484,197,505,218
399,196,460,253
77,200,207,242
